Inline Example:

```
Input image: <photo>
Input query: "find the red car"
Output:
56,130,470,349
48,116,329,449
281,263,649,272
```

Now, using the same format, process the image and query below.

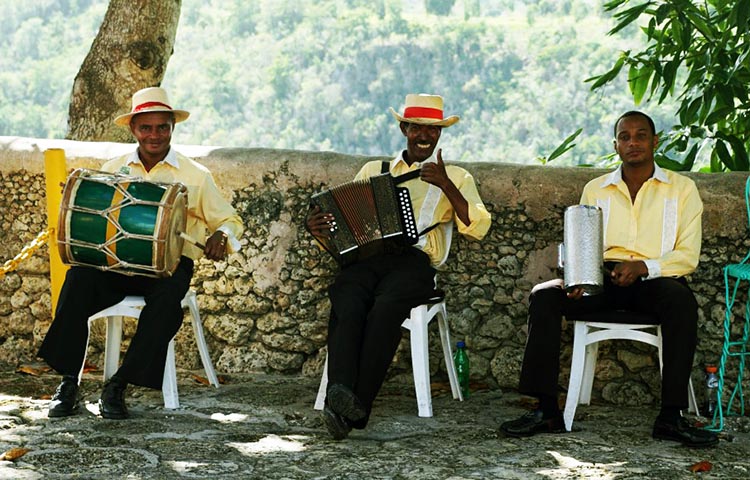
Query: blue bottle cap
456,341,466,348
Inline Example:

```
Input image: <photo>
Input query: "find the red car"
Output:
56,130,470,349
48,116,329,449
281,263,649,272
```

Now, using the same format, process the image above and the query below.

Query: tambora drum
57,169,187,277
558,205,603,295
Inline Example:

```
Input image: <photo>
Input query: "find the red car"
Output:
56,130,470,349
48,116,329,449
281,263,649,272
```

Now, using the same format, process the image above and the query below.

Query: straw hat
389,93,459,127
114,87,190,126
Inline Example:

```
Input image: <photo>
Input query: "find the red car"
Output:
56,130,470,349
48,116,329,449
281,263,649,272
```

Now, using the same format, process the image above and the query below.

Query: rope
0,228,52,278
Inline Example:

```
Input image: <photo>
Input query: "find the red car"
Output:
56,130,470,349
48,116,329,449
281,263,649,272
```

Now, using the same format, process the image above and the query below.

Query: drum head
159,186,187,276
57,169,84,266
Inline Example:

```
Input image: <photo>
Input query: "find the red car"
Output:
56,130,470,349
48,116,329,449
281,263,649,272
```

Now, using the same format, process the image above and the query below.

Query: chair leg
727,315,750,417
80,319,93,384
408,305,433,418
687,378,699,414
184,292,220,388
580,341,598,405
162,339,180,409
103,317,124,381
436,303,462,401
314,354,328,411
563,321,588,432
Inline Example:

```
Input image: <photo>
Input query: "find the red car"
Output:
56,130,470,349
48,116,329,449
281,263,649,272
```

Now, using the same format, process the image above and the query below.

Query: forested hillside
0,0,680,166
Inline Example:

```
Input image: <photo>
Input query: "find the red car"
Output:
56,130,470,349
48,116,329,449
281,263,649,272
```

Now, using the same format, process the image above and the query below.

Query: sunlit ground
537,451,627,479
2,375,750,479
166,434,308,477
0,394,47,422
228,434,308,455
210,412,248,423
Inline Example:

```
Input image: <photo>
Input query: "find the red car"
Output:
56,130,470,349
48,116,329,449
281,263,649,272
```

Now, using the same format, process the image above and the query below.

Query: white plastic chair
563,312,699,432
82,289,220,409
314,222,462,417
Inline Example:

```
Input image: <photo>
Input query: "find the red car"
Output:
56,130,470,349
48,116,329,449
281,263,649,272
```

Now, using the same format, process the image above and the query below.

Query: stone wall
1,136,748,407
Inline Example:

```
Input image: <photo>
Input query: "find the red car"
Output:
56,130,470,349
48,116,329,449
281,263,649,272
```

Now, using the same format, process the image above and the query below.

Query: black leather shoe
652,416,718,448
326,383,366,422
500,410,566,437
322,403,352,440
99,377,129,419
48,376,80,418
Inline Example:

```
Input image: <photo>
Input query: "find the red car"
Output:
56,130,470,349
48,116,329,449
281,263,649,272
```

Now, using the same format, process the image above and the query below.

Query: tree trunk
66,0,181,142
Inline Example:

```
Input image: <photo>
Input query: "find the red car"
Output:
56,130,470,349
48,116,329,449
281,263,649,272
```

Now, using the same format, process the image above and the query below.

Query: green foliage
0,1,106,137
425,0,455,16
589,0,750,172
537,128,582,164
1,0,679,167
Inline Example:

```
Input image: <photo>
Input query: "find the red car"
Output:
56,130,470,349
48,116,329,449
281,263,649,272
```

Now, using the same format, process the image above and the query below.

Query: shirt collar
126,147,179,169
600,162,670,187
392,150,436,172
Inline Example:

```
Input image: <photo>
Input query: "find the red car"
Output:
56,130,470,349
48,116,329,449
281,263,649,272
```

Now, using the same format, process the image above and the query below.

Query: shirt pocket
184,185,200,216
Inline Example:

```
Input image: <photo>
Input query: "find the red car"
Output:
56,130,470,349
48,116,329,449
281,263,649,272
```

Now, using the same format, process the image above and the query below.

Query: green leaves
541,128,583,164
628,64,653,104
586,53,627,89
608,2,652,36
593,0,750,172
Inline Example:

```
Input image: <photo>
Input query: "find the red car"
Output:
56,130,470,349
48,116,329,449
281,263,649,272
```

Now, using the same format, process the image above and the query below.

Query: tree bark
66,0,181,142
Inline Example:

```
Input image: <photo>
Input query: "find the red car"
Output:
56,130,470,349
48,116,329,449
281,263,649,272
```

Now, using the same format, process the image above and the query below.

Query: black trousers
518,271,698,409
37,257,194,389
326,248,436,426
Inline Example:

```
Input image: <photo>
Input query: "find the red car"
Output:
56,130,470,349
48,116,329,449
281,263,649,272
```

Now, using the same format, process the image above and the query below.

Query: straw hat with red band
114,87,190,126
389,93,459,128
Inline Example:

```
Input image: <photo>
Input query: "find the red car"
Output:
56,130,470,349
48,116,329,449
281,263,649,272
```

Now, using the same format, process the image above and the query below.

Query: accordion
311,172,419,266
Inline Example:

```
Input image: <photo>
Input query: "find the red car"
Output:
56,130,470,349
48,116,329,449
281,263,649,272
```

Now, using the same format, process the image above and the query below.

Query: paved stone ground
0,369,748,479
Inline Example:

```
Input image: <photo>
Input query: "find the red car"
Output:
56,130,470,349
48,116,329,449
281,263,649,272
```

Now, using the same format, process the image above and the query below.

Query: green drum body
57,169,187,277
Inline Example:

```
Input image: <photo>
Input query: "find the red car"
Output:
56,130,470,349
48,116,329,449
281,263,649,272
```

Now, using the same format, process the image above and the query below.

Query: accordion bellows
311,173,419,266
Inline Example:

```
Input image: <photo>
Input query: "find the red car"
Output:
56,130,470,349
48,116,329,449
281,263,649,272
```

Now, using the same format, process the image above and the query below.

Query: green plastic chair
708,175,750,431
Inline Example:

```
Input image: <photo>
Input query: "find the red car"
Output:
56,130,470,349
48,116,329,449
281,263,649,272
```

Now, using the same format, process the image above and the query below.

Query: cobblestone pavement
0,369,748,479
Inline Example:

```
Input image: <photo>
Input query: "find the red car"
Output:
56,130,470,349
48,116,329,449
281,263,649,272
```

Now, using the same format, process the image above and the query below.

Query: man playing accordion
306,94,491,439
39,87,243,419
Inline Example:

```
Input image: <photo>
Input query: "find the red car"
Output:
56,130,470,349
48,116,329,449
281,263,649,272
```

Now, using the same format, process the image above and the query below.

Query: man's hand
306,205,335,239
610,261,648,287
567,286,586,300
420,148,471,225
419,148,450,190
204,231,228,261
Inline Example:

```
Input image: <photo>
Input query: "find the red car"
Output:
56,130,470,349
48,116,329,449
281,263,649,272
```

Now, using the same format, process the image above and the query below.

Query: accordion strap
394,170,421,184
419,222,440,237
381,161,421,184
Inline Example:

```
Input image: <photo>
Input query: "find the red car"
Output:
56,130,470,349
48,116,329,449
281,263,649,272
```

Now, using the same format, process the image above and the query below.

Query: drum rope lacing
0,228,52,278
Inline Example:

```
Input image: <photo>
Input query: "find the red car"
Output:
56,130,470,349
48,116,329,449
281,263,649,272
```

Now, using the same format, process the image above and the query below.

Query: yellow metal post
44,149,68,314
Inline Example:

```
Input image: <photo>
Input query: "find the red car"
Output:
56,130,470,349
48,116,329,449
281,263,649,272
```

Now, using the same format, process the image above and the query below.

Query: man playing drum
38,87,243,419
306,94,491,439
499,111,717,447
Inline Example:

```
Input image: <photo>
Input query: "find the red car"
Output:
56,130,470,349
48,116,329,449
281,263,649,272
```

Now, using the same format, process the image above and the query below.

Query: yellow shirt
102,149,244,260
580,164,702,279
355,152,491,265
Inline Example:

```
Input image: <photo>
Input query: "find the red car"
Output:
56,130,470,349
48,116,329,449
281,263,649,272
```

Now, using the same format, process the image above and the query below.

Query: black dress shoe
326,383,366,422
48,376,80,418
500,410,566,437
652,416,718,448
99,377,129,420
322,403,352,440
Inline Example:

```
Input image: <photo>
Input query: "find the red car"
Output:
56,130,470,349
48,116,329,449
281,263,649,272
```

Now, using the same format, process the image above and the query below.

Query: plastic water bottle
704,365,719,417
454,341,470,399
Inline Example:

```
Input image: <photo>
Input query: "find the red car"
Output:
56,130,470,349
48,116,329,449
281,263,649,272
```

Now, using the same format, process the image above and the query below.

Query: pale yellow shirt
580,164,702,279
355,152,491,265
102,148,244,260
